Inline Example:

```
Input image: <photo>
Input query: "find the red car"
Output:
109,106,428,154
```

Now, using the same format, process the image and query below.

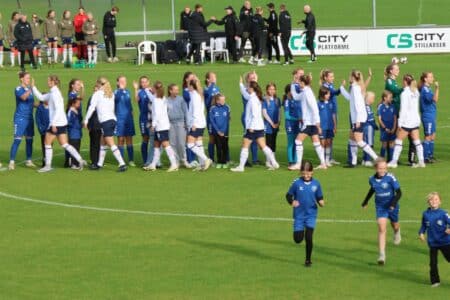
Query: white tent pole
142,0,147,40
171,0,176,39
372,0,377,28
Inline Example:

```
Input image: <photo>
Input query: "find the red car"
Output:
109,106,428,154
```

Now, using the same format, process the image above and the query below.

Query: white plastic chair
211,37,229,63
137,41,157,65
199,37,214,63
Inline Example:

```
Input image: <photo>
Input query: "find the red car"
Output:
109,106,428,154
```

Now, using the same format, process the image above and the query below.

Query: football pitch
0,53,449,299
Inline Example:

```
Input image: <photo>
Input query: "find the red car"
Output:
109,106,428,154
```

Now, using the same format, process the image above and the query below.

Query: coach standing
14,14,37,71
103,6,119,63
265,3,280,64
238,1,253,62
299,5,316,63
187,4,213,64
214,6,240,63
279,4,293,65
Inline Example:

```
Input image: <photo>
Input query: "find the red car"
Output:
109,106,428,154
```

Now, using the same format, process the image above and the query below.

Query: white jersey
84,90,116,124
240,83,264,131
33,86,67,127
398,86,421,128
187,90,206,129
151,97,170,131
340,83,367,124
291,85,320,126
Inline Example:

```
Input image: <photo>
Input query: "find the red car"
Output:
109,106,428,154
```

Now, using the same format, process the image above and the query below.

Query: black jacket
188,11,213,43
102,11,117,34
250,14,265,36
86,97,101,131
301,12,316,35
265,11,278,35
215,13,240,37
180,11,191,31
14,20,33,49
239,6,253,33
279,11,292,33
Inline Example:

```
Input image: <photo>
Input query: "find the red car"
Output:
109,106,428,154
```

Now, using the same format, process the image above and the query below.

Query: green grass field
0,53,449,299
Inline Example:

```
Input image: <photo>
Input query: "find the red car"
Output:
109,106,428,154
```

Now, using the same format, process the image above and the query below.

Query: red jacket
73,13,88,33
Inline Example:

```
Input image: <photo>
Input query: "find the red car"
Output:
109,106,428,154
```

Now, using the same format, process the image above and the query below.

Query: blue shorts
61,37,73,45
155,130,170,142
47,125,67,136
319,129,334,139
294,215,317,231
380,129,396,142
376,205,400,223
32,39,41,48
300,125,319,136
115,117,136,137
363,125,375,146
14,118,35,137
422,118,436,136
139,120,150,136
87,41,98,46
101,120,117,137
285,119,299,135
244,129,265,140
188,128,205,138
46,37,57,43
352,122,365,133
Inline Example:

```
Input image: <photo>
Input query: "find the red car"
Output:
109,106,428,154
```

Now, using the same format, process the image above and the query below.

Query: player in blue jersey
419,72,439,163
241,70,259,166
262,83,281,155
9,72,36,170
377,91,397,161
133,76,154,166
204,72,220,162
35,99,49,167
320,69,340,164
317,86,335,167
115,76,136,167
283,84,298,166
362,92,378,167
361,158,402,265
65,79,84,167
66,97,82,169
286,160,325,267
209,93,231,168
419,192,450,287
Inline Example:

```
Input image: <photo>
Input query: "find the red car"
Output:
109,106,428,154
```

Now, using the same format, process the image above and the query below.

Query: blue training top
322,82,340,115
318,100,334,131
369,173,400,209
263,97,281,134
114,88,133,119
377,103,396,130
204,83,220,113
288,177,323,218
419,208,450,248
67,109,82,139
35,103,49,135
419,85,436,117
14,85,34,120
209,103,230,135
138,89,150,123
68,90,83,120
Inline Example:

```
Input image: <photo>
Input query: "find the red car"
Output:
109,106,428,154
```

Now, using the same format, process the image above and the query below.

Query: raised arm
239,82,251,100
290,83,301,100
32,86,51,102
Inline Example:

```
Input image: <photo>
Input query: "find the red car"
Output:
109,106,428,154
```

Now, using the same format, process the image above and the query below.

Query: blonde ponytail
97,76,113,98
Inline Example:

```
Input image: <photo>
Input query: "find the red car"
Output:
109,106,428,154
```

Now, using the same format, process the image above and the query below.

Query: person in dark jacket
214,6,240,63
238,1,253,62
279,4,293,65
249,6,265,66
180,7,191,31
187,4,213,64
299,5,316,62
103,6,119,63
86,86,103,169
14,14,37,71
265,3,280,64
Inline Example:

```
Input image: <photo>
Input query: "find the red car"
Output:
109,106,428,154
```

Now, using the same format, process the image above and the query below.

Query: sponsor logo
387,33,446,49
290,34,349,51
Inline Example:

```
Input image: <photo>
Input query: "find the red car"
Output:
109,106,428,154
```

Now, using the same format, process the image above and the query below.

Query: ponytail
300,74,312,86
403,74,417,93
97,76,113,98
319,69,332,85
384,63,397,80
249,81,263,101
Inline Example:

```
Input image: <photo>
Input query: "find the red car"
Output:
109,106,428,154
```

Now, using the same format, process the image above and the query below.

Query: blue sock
251,141,258,163
362,150,369,162
388,146,394,161
380,146,386,158
127,145,134,161
118,146,125,159
9,139,21,161
430,140,435,158
329,140,334,161
347,142,352,165
141,142,148,164
208,143,215,161
226,149,230,162
422,141,430,160
25,138,33,160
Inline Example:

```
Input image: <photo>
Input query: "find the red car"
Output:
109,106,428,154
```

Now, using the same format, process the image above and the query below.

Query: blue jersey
288,178,323,218
35,103,49,135
419,85,436,117
14,85,34,120
68,91,83,120
419,208,450,248
183,88,191,108
369,173,400,209
204,83,220,113
283,98,296,121
114,88,133,119
377,103,396,130
67,109,82,139
263,97,281,134
322,82,340,114
365,105,377,127
138,89,150,122
318,100,334,131
209,104,230,135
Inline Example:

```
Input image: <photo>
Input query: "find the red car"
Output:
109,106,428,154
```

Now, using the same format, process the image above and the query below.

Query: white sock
391,139,403,163
350,140,358,165
165,146,177,167
313,142,326,165
47,48,51,62
45,145,53,167
295,140,303,166
93,47,98,63
68,48,73,62
238,148,249,168
325,147,331,163
0,51,3,66
98,146,108,166
38,51,42,64
10,51,15,66
63,48,67,63
111,145,125,166
53,47,58,62
62,143,82,163
87,47,92,63
151,147,161,166
357,141,378,160
414,140,424,163
262,146,277,166
192,141,208,164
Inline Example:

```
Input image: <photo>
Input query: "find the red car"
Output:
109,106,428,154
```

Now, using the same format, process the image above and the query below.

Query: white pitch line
0,191,420,223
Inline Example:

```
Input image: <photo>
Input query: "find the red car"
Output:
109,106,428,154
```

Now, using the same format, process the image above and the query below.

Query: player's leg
429,247,440,285
354,131,377,161
389,129,407,166
293,230,304,244
257,136,279,169
39,132,57,171
304,227,314,266
104,135,126,169
290,133,307,170
162,139,178,170
411,129,425,167
141,133,149,165
377,217,388,264
231,138,251,172
126,136,134,165
311,134,326,168
57,133,84,167
208,133,215,161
